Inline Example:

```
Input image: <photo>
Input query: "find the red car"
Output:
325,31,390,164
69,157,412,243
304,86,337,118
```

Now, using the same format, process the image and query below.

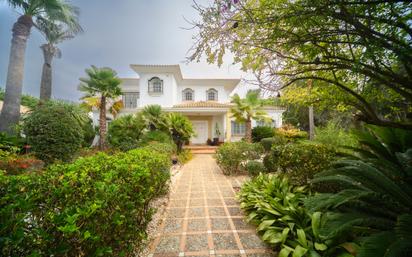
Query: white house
108,64,285,144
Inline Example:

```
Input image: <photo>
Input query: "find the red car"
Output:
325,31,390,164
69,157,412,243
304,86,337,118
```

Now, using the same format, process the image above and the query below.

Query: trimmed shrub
245,160,267,176
251,126,274,143
139,130,173,146
0,148,170,256
178,149,193,164
215,142,264,175
260,136,288,152
81,118,96,147
143,142,176,156
264,141,336,185
22,102,86,164
275,124,308,141
108,114,146,151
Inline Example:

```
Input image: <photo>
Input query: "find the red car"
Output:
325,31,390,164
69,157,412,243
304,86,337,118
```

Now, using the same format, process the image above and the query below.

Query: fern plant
306,125,412,257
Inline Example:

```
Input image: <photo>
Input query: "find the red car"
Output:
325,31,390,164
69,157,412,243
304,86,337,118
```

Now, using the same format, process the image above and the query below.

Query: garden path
146,154,275,257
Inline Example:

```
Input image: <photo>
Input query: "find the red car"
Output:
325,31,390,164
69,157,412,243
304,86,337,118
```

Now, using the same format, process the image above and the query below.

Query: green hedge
264,141,336,185
215,141,264,175
0,147,170,256
251,126,274,143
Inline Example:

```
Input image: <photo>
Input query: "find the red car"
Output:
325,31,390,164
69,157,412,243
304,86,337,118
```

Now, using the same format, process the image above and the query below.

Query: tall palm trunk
99,95,107,150
40,44,55,100
245,118,252,143
0,15,33,134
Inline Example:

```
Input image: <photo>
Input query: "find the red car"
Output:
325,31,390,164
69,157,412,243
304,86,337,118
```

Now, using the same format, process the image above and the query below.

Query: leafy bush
108,114,146,151
142,142,176,156
0,147,170,256
315,121,357,151
245,160,267,176
306,126,412,257
260,137,288,152
178,149,193,164
238,174,350,256
0,155,44,175
215,141,264,175
22,102,87,164
251,126,274,143
139,130,173,146
81,118,96,147
264,141,336,185
275,124,308,141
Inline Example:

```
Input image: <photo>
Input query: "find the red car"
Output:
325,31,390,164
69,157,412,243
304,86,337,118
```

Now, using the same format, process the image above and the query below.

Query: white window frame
231,121,246,135
122,92,139,109
148,77,163,94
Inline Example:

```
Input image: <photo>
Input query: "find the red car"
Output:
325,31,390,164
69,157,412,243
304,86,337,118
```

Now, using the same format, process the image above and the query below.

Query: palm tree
230,90,270,143
166,113,195,153
141,104,166,131
80,97,124,119
78,66,122,150
0,0,81,134
36,18,82,100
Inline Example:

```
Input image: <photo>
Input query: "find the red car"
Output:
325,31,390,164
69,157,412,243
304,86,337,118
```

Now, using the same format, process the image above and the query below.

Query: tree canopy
190,0,412,129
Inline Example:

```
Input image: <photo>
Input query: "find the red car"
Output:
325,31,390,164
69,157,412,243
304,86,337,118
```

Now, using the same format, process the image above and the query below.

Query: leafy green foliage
215,141,264,175
142,142,176,156
251,126,274,143
108,114,145,151
22,101,88,164
314,121,357,151
165,113,195,153
264,142,336,186
306,126,412,257
260,137,287,152
275,125,308,141
245,160,267,176
139,130,173,146
238,174,346,256
0,147,170,256
177,149,193,164
141,104,166,131
0,88,39,109
230,90,270,142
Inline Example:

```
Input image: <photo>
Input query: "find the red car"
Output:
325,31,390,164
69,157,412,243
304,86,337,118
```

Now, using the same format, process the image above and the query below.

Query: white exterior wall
176,85,230,103
138,73,175,107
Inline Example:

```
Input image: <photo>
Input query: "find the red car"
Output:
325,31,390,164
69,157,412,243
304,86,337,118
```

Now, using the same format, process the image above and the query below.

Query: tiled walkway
146,155,275,257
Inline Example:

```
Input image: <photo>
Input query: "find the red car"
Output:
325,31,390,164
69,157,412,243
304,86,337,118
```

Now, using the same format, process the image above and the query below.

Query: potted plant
213,123,221,146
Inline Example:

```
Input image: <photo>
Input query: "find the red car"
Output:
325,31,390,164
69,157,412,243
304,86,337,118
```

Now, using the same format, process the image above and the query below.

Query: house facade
115,64,285,144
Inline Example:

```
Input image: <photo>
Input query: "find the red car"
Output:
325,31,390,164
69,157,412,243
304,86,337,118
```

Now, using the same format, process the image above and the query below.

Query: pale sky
0,0,250,101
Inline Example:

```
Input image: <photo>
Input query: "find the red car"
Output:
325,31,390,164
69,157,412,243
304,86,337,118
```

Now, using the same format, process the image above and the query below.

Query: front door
191,121,208,144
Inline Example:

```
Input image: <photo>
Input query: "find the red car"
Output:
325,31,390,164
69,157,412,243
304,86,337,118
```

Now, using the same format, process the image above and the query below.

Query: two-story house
114,64,285,144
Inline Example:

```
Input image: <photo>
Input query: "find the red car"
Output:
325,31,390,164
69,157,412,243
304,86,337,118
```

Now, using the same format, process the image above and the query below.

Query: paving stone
227,207,243,216
205,191,220,198
209,207,227,217
169,200,187,208
238,233,268,249
185,234,209,251
223,198,238,206
246,253,276,257
187,218,207,231
207,198,224,206
221,190,235,197
190,192,204,198
155,236,181,253
163,219,183,233
211,218,232,231
232,218,255,231
189,207,206,217
190,198,205,207
212,233,239,250
167,208,187,219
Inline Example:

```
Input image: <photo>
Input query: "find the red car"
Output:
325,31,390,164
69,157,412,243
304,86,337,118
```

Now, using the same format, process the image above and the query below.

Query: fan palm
78,66,122,150
0,0,81,134
230,90,270,142
306,126,412,257
36,18,82,100
81,97,124,119
141,104,166,131
165,113,195,153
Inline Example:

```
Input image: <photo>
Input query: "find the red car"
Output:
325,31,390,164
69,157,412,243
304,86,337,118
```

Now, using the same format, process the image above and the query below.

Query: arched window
206,88,218,101
182,88,194,101
148,77,163,94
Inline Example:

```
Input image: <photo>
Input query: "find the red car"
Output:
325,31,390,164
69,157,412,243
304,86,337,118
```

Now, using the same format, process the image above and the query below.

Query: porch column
225,113,231,142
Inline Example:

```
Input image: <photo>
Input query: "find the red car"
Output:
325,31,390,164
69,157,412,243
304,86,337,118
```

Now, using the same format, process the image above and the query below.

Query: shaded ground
146,155,276,257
